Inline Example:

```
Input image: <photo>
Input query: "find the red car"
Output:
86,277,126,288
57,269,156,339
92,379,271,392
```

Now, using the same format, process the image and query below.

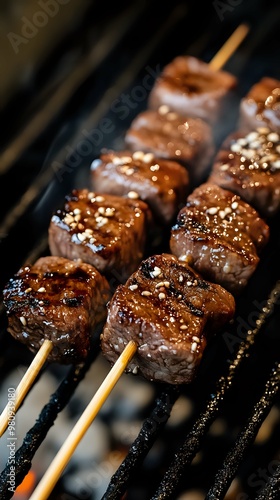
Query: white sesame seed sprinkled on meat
20,316,26,326
180,324,188,330
38,287,46,292
158,292,166,300
129,284,138,291
141,291,152,296
127,191,139,199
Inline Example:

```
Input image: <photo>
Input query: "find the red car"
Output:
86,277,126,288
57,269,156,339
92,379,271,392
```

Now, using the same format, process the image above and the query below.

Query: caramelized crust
49,189,151,280
3,256,111,363
91,149,189,224
148,55,237,124
209,127,280,216
239,77,280,133
101,254,235,384
170,183,269,294
125,109,214,184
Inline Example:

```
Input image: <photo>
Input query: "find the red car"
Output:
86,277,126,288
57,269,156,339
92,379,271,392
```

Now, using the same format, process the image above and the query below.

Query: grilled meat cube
90,150,190,224
49,189,151,281
101,253,235,385
170,183,269,294
239,77,280,133
2,256,111,364
148,56,237,124
125,109,214,185
208,127,280,217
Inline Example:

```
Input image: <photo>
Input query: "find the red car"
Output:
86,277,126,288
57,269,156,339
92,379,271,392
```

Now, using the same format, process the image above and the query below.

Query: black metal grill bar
255,463,280,500
102,385,180,500
205,361,280,500
148,282,280,500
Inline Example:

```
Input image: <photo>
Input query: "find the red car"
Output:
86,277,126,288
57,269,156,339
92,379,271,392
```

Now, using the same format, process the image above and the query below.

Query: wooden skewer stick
4,20,250,494
29,340,137,500
0,339,53,437
209,23,249,71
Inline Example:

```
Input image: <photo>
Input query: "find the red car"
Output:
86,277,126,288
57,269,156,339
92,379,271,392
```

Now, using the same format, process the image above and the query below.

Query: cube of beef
90,150,189,224
49,189,151,281
101,253,235,385
208,127,280,216
170,183,269,294
148,56,237,124
2,256,111,364
239,77,280,133
125,109,214,185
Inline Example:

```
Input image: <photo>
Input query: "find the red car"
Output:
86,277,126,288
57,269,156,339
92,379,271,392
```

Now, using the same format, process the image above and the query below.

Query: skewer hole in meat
170,183,270,295
101,253,235,385
208,126,280,217
2,256,111,364
124,108,215,185
48,189,151,281
90,149,190,225
148,55,237,124
239,77,280,133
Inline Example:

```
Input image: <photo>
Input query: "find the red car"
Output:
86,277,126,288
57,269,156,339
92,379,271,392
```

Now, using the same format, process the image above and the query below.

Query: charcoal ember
90,150,189,224
148,55,237,124
101,253,235,385
48,189,151,280
239,77,280,133
170,183,269,294
2,256,111,363
125,108,214,185
208,127,280,217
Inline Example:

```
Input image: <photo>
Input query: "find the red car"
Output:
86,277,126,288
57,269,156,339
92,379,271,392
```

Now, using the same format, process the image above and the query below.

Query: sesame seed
141,291,152,296
77,233,87,242
126,168,134,176
191,342,197,352
151,266,162,278
220,163,229,171
150,164,160,171
158,293,166,300
25,288,32,293
249,140,260,149
121,156,133,163
129,284,138,291
19,316,26,326
180,325,188,330
207,207,218,215
223,263,232,274
158,104,169,115
74,214,81,222
218,210,226,219
38,287,46,292
105,208,115,217
95,196,105,202
272,160,280,169
224,207,232,215
112,157,124,165
38,300,44,306
73,208,81,215
163,281,170,288
170,317,175,323
85,228,93,234
128,191,139,199
96,216,108,226
192,336,200,343
156,281,165,288
231,143,242,153
231,202,238,210
186,281,192,286
132,366,138,375
246,131,259,142
143,153,154,163
89,237,96,244
132,151,144,160
179,274,184,282
267,132,279,142
87,192,95,199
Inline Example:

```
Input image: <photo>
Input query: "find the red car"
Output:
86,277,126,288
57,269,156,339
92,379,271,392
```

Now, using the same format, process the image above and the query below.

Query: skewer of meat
124,24,249,185
29,254,235,500
26,27,249,499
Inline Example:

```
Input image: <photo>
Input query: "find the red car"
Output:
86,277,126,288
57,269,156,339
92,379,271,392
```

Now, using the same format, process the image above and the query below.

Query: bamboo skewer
26,23,249,500
209,23,249,70
28,340,137,500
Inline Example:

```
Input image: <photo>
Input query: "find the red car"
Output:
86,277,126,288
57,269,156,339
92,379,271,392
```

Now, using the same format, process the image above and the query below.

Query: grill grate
0,1,280,499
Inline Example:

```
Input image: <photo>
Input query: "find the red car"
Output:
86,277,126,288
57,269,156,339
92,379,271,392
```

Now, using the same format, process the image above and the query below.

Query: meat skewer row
0,22,249,488
29,253,235,500
124,24,249,186
0,190,154,436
